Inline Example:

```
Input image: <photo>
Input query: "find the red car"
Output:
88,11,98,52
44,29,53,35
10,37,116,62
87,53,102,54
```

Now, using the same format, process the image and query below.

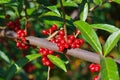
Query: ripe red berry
59,30,65,36
17,30,26,38
51,24,57,30
93,75,99,80
89,63,100,73
48,28,54,34
42,30,48,35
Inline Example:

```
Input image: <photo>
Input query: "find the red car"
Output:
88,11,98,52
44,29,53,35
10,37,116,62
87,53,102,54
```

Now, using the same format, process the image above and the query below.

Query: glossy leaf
57,1,78,7
101,57,119,80
47,55,67,72
0,0,10,4
104,30,120,56
74,21,102,54
91,24,119,33
0,51,10,63
5,54,41,80
80,3,88,21
93,0,103,5
47,6,60,16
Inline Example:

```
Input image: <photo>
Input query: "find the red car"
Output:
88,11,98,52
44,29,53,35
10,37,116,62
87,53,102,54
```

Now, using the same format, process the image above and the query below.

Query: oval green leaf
47,55,67,72
0,51,10,63
0,0,10,4
47,6,61,16
74,21,102,54
104,30,120,56
93,0,103,5
91,24,119,33
80,3,88,21
5,54,41,80
100,57,119,80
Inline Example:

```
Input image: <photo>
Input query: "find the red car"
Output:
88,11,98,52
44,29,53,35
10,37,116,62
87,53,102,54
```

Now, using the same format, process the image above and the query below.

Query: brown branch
1,30,120,64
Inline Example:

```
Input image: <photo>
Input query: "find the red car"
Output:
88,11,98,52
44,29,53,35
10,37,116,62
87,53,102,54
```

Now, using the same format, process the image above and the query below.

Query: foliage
0,0,120,80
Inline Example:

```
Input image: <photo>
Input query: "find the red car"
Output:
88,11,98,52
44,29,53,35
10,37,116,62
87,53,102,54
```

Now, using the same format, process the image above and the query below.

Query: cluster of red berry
16,30,29,50
6,14,22,32
42,25,84,52
89,63,101,80
39,48,56,68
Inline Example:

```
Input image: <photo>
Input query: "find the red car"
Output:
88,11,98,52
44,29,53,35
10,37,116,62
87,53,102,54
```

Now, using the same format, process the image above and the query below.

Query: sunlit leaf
0,0,10,4
93,0,103,5
74,21,102,54
101,57,119,80
48,55,67,72
91,24,119,33
5,54,41,80
104,30,120,56
80,3,88,21
0,51,10,63
47,6,60,16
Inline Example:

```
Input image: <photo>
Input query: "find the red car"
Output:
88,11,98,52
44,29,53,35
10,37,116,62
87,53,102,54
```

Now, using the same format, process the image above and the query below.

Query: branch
1,30,120,64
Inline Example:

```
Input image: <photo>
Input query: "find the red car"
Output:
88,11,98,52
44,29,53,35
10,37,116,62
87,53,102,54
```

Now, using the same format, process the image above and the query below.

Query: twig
47,67,51,80
60,0,68,42
47,31,59,40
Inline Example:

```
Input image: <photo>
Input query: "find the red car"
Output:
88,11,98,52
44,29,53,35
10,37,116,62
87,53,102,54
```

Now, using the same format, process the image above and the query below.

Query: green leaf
47,6,60,16
80,3,88,21
0,0,10,4
93,0,103,5
0,51,10,63
91,24,119,33
101,57,119,80
113,0,120,4
104,30,120,56
5,54,41,80
47,55,67,72
57,1,78,7
74,21,102,54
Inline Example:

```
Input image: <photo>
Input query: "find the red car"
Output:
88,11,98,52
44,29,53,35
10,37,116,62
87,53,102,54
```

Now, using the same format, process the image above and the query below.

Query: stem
60,0,67,42
47,67,51,80
23,1,28,35
47,31,59,40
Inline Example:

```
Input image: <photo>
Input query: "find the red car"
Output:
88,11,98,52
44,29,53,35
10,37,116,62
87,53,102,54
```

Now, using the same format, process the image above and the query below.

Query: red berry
68,35,75,41
48,28,54,34
6,21,14,28
59,30,65,36
93,75,99,80
79,39,84,44
42,30,48,35
42,56,48,63
51,24,57,30
48,50,53,54
39,48,45,53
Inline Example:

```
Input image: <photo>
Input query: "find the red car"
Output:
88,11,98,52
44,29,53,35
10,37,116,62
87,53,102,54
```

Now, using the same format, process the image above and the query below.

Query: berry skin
17,30,26,38
59,30,65,36
51,24,57,30
89,63,101,73
42,30,48,35
76,29,81,34
93,75,99,80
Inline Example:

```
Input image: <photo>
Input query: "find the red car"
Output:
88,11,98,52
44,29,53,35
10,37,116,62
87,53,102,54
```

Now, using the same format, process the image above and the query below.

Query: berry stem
60,0,68,42
47,67,51,80
47,31,59,40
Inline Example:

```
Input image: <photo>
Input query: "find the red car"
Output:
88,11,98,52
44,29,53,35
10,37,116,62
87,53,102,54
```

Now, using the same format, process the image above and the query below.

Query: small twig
47,31,59,40
60,0,68,42
47,67,51,80
23,1,28,35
